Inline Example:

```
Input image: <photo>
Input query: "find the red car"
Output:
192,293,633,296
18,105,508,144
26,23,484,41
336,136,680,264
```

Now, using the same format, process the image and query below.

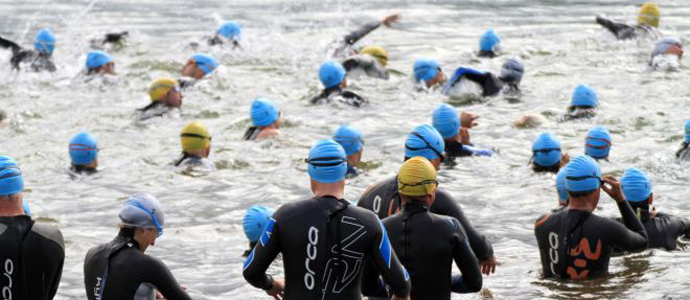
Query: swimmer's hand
266,279,285,300
560,153,570,167
381,13,401,27
479,255,497,275
601,176,626,203
461,111,479,128
391,295,411,300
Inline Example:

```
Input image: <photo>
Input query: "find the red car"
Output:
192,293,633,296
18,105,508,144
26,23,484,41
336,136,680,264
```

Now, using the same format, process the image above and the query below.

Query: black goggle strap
398,179,439,188
405,132,444,159
305,156,346,167
181,133,211,141
529,147,560,165
565,175,602,184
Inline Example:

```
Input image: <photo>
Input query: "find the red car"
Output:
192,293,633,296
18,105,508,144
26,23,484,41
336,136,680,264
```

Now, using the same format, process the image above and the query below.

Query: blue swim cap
118,193,165,236
585,125,612,159
217,21,241,40
33,28,55,55
532,133,562,167
413,58,440,82
479,29,501,52
191,53,218,75
651,37,682,58
565,155,602,192
69,132,98,166
500,58,524,85
432,104,460,139
318,61,346,88
333,125,364,155
0,156,24,196
405,124,445,160
22,199,31,216
85,50,114,70
250,97,279,127
571,84,598,108
243,205,274,243
621,168,652,202
685,120,690,143
555,165,569,202
306,140,348,183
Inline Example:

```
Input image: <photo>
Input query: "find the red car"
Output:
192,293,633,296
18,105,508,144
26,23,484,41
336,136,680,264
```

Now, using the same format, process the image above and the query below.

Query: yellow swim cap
360,46,389,67
638,2,660,28
149,77,178,102
398,157,438,196
180,121,211,152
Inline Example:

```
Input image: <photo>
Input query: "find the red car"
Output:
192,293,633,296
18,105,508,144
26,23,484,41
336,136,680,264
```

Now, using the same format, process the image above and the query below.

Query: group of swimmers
1,2,689,300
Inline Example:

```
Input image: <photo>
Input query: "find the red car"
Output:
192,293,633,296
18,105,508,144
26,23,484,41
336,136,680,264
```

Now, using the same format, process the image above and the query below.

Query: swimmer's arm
44,236,65,300
343,21,382,46
242,218,280,291
360,260,387,297
451,222,482,293
145,257,192,300
595,16,636,40
610,201,648,252
368,221,410,298
0,36,21,52
435,192,494,260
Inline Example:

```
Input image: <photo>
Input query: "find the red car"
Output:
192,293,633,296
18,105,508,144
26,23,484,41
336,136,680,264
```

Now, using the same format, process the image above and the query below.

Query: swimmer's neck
0,194,25,217
567,197,596,212
311,180,345,200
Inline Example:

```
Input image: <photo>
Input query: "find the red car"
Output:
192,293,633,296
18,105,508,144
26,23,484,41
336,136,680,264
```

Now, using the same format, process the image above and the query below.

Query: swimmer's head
149,77,183,108
685,120,690,143
432,104,460,139
585,125,612,160
398,156,438,197
306,139,348,183
85,50,115,74
0,156,24,197
565,155,602,193
571,84,598,108
180,121,212,154
555,165,569,205
69,132,98,167
405,124,445,170
413,58,444,88
250,97,280,127
217,21,241,40
118,193,165,238
243,205,274,243
500,58,524,86
621,168,652,203
638,2,661,28
532,132,562,168
479,29,501,52
333,125,364,156
33,28,56,55
318,61,347,89
651,37,683,60
360,46,389,67
182,53,218,80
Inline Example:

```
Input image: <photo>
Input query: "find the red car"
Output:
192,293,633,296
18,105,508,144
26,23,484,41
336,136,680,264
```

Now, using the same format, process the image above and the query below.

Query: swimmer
616,168,690,250
242,206,274,257
649,37,683,71
441,59,524,97
83,193,191,300
0,28,56,72
85,50,116,75
333,124,364,178
207,21,241,48
531,132,570,174
595,2,661,40
175,121,215,170
243,139,411,300
179,53,218,89
137,77,183,120
243,97,281,141
535,155,647,279
357,124,498,275
310,60,366,107
477,29,501,58
362,157,482,299
413,58,446,89
89,31,129,50
342,45,390,80
0,156,65,299
565,84,598,120
432,104,493,166
329,13,401,58
676,120,690,161
69,132,99,175
584,125,612,161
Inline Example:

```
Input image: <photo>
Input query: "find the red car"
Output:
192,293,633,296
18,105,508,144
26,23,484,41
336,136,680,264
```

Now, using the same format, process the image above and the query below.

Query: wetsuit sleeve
144,257,192,300
668,215,690,239
27,224,65,300
435,191,494,261
595,16,636,40
242,216,279,290
450,219,482,293
367,220,410,297
610,201,648,252
342,21,382,46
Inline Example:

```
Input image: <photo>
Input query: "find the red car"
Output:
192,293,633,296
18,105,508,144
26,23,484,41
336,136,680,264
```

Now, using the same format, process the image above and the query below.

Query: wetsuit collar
402,200,429,214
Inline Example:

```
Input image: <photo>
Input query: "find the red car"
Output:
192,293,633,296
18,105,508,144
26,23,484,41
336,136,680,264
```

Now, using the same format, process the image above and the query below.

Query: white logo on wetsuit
304,226,319,290
372,196,381,214
548,232,559,276
93,277,103,300
322,216,366,295
2,259,14,300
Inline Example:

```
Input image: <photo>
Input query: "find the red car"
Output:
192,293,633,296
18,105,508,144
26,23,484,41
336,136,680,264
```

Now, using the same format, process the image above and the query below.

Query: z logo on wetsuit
566,238,602,279
321,217,366,294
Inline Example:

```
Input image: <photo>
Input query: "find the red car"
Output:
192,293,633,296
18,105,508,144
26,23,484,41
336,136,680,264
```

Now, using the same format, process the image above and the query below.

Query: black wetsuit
446,70,503,98
563,107,596,121
70,164,98,175
357,177,494,262
477,50,497,58
0,37,55,72
363,202,482,300
84,228,191,300
243,126,261,141
595,16,659,40
0,215,65,300
614,209,690,251
310,86,366,108
534,201,648,279
342,55,389,80
676,142,689,161
444,141,474,166
243,196,411,300
174,153,215,169
330,21,382,58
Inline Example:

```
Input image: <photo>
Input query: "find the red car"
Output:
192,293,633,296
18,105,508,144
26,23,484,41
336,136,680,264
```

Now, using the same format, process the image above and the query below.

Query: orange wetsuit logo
566,238,602,279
